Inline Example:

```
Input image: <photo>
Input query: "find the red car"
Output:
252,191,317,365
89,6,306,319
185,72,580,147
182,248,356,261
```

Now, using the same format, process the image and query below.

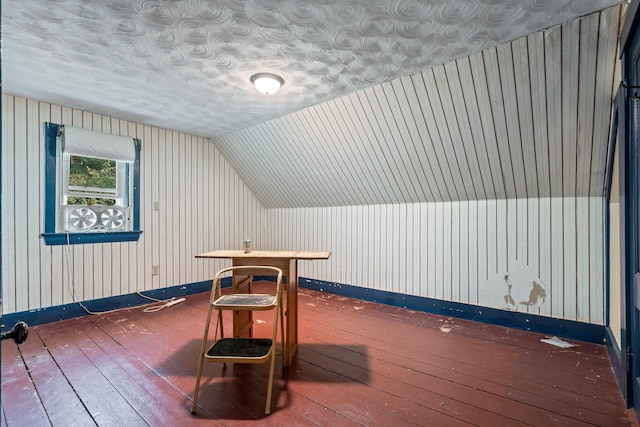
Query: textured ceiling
214,4,624,207
2,0,623,138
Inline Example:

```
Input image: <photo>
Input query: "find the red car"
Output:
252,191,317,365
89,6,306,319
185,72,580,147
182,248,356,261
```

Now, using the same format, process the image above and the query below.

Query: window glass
67,156,117,205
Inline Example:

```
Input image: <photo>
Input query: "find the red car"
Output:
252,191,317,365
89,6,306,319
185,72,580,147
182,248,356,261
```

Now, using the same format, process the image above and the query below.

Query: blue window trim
42,122,142,245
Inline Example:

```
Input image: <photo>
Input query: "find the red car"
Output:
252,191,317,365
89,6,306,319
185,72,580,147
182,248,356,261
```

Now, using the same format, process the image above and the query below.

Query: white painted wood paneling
266,197,605,324
1,94,265,314
212,5,623,209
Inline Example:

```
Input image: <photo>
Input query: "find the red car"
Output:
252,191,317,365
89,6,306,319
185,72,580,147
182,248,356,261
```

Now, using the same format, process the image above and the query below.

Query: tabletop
195,249,331,260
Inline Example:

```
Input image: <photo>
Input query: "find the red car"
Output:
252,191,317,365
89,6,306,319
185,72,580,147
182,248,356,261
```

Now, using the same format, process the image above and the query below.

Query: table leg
285,259,298,367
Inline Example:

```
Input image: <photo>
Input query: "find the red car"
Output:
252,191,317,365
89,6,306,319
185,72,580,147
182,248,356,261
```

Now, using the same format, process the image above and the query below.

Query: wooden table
195,250,331,366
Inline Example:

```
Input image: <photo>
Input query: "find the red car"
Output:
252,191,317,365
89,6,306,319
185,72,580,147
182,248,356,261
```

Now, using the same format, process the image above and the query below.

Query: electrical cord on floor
78,301,131,315
141,295,186,313
76,292,186,315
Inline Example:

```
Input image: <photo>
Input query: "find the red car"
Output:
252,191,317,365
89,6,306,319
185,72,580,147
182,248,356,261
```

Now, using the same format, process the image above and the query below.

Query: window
42,123,142,245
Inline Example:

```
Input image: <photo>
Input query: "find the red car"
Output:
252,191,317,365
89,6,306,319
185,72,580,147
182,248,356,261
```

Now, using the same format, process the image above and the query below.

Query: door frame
618,0,640,413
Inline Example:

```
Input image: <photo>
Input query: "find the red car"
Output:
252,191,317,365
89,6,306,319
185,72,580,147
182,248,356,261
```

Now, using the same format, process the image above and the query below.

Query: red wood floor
1,283,637,426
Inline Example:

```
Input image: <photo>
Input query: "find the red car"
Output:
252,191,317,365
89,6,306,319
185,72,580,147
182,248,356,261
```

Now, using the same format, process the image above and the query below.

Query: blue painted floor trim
300,278,606,345
1,279,216,329
2,276,606,346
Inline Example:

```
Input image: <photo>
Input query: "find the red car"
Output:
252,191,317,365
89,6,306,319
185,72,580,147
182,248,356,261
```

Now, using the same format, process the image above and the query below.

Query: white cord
79,300,134,315
76,294,186,315
142,296,186,313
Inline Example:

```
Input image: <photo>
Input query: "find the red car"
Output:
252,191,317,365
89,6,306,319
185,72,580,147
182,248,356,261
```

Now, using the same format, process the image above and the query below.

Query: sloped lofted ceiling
215,4,625,207
2,0,625,208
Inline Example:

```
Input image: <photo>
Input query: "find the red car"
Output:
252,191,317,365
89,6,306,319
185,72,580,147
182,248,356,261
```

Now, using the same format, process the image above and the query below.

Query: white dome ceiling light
251,73,284,95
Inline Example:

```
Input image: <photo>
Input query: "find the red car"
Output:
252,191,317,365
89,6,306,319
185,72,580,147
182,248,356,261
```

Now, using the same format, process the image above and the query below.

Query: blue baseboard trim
2,276,606,346
300,278,606,345
1,279,217,329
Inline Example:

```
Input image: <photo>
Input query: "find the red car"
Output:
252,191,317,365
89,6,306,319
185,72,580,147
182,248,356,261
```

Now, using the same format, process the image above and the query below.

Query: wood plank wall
266,197,605,324
1,94,609,326
1,94,265,314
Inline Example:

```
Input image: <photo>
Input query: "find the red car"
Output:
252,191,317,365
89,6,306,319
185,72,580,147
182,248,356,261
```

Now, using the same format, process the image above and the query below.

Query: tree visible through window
67,156,117,206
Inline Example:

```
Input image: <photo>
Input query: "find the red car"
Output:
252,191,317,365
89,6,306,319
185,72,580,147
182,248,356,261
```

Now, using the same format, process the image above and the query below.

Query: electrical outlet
153,201,159,211
152,265,159,275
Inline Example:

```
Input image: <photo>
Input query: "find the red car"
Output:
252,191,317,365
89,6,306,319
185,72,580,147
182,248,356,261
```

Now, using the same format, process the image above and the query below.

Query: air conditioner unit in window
63,205,129,232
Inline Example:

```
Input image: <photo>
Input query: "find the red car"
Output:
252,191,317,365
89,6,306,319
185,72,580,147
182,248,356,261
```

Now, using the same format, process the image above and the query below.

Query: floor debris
541,336,575,348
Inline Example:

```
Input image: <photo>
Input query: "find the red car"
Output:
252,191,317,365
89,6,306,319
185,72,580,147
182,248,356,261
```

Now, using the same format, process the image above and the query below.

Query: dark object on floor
1,321,28,344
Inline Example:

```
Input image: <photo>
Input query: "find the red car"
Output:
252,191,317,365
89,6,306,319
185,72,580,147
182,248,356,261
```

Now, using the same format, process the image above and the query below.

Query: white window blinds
62,126,136,163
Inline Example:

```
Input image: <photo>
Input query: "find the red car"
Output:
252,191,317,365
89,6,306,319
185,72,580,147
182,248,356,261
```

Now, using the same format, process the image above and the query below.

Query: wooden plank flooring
1,283,637,426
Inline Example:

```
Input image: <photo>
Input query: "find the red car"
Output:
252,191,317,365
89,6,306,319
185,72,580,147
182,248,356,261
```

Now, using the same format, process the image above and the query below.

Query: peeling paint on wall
484,262,547,312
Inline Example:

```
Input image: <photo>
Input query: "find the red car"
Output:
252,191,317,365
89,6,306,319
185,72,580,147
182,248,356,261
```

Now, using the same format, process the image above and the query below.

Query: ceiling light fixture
250,73,284,95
